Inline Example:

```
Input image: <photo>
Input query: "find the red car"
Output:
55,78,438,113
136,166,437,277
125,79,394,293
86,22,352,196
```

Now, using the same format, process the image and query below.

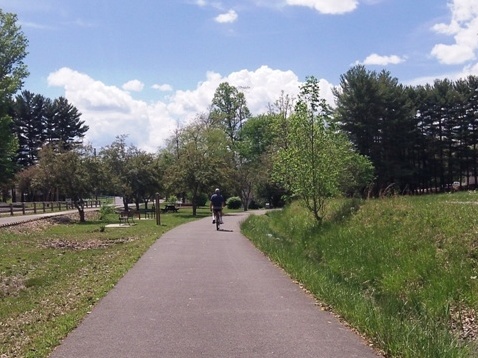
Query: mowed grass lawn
242,192,478,358
0,206,209,358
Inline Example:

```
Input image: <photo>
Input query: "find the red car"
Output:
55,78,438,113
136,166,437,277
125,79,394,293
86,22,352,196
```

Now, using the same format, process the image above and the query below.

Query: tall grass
242,192,478,357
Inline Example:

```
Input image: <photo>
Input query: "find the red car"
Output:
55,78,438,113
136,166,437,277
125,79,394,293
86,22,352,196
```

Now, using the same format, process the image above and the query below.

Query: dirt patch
450,305,478,342
48,211,100,223
0,275,26,297
3,211,100,234
48,215,75,225
41,237,137,250
4,219,52,234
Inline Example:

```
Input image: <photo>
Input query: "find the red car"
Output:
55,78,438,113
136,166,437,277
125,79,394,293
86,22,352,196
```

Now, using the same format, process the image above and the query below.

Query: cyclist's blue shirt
210,193,224,209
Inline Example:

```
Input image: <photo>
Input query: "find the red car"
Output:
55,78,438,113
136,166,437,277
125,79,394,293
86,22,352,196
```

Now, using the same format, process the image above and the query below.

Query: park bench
161,205,179,213
142,208,155,219
118,210,135,225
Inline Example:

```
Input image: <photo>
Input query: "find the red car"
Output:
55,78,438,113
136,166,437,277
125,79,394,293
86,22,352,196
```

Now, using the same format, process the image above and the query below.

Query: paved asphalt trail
49,212,382,358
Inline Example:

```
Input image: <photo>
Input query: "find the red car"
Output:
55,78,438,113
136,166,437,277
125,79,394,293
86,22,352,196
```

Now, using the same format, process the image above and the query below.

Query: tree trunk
74,198,86,222
78,208,85,223
191,187,198,216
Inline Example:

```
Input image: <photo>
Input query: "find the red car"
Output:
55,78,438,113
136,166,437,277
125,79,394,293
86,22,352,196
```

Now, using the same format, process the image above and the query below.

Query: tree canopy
335,65,478,194
0,10,28,103
0,10,28,186
162,116,231,215
274,76,373,221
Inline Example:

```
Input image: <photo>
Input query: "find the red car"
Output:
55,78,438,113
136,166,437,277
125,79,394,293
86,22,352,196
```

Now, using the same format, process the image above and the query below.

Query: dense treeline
335,65,478,195
12,91,89,167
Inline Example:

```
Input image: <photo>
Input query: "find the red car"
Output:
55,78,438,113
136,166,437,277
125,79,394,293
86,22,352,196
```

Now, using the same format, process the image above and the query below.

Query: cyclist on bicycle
210,188,225,224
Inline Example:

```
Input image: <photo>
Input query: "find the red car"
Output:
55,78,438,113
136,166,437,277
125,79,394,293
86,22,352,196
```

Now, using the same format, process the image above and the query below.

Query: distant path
49,212,382,358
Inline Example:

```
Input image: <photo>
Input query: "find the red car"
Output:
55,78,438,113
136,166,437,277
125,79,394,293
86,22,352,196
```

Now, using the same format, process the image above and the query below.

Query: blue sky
1,0,478,152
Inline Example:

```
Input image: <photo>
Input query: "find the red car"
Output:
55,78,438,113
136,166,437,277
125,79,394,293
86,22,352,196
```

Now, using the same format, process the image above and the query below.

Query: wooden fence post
155,193,161,226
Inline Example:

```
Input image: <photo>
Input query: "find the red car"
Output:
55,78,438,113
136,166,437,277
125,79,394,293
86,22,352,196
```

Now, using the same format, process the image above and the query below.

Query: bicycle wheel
216,213,220,230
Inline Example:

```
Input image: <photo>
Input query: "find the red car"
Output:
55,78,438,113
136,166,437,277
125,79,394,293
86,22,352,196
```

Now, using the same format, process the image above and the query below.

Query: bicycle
212,209,222,231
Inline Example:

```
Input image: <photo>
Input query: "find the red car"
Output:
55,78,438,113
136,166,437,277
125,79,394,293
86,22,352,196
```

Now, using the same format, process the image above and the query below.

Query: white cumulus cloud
152,83,173,92
46,66,336,152
48,68,176,152
430,0,478,65
285,0,358,14
359,53,406,66
215,10,238,23
122,79,144,92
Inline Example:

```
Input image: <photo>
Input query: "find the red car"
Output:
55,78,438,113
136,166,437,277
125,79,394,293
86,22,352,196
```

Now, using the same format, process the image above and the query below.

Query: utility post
155,193,161,226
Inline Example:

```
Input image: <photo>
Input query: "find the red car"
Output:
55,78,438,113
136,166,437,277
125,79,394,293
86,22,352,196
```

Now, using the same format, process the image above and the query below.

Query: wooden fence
0,200,101,217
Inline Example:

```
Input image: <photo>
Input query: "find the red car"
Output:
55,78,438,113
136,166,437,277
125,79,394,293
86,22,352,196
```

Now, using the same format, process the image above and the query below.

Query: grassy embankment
0,205,209,358
242,192,478,358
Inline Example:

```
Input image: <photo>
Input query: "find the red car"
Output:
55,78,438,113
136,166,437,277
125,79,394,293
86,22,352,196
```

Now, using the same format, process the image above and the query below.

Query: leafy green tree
15,165,38,201
99,135,134,209
54,146,99,222
0,10,28,188
126,148,162,210
338,151,375,197
163,116,231,215
210,82,250,143
209,83,255,209
0,115,18,185
156,146,178,198
0,10,28,104
32,145,99,221
260,92,299,207
236,114,275,162
274,76,372,221
31,145,58,201
86,147,109,201
32,146,99,204
99,135,161,210
236,114,279,208
268,91,295,151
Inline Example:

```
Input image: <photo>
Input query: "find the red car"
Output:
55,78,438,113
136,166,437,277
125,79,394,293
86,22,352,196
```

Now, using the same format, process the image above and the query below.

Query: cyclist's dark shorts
212,207,222,213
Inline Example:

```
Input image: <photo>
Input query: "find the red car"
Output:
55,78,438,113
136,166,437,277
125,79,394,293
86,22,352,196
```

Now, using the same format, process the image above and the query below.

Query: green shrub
248,200,262,209
194,193,208,207
99,205,115,220
226,196,242,209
